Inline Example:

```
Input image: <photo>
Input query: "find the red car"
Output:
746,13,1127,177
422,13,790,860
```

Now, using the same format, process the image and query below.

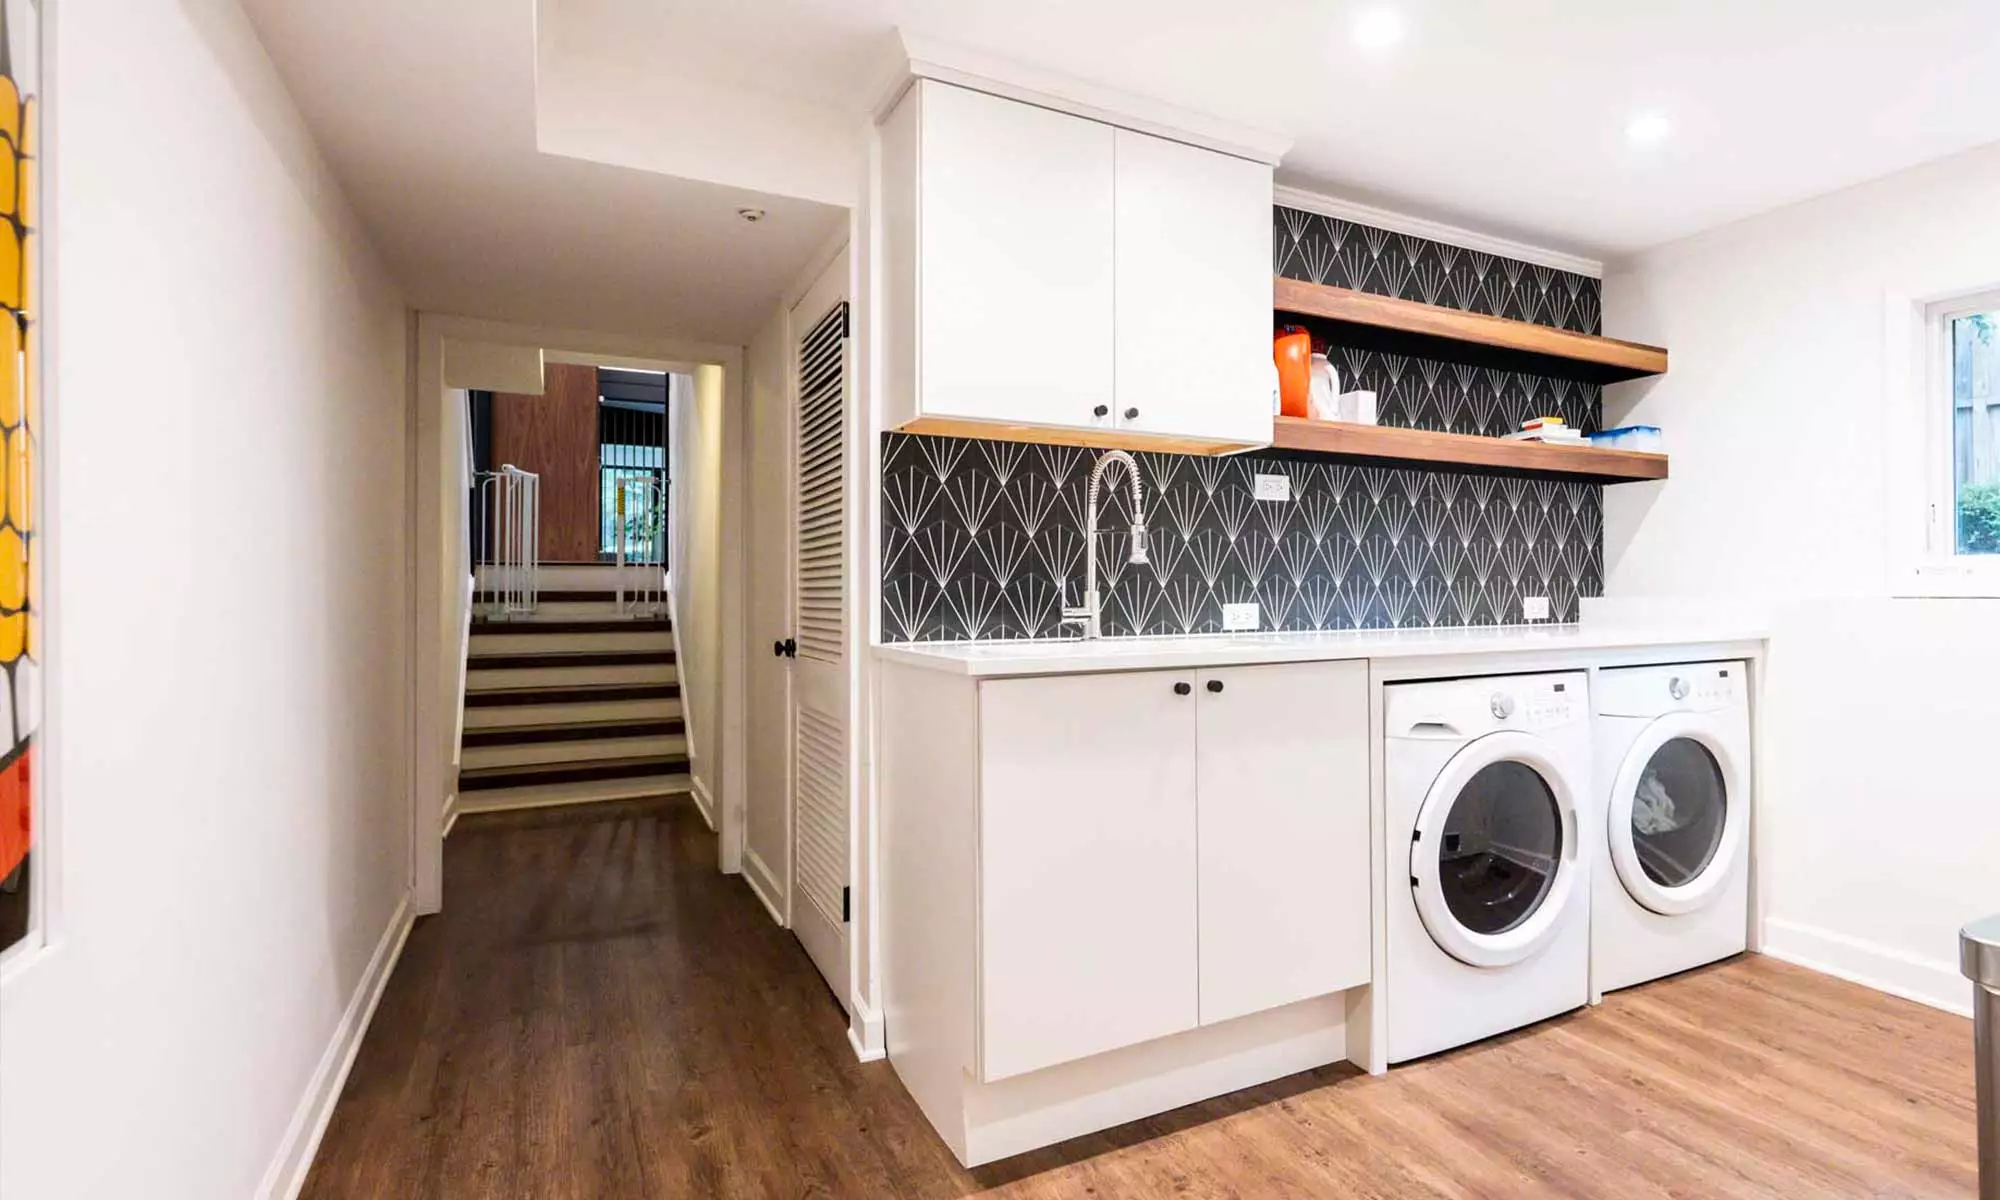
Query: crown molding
872,31,1291,166
1273,184,1604,279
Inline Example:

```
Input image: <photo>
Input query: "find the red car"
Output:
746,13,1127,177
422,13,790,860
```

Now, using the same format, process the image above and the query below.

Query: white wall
674,364,727,830
0,2,412,1197
743,305,791,912
1603,141,2000,1014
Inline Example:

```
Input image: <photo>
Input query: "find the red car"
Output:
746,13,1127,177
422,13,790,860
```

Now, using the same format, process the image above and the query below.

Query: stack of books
1503,417,1586,444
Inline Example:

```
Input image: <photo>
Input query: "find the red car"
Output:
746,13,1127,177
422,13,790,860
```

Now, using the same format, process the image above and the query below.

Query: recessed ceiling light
737,207,767,223
1352,8,1406,52
1625,113,1672,146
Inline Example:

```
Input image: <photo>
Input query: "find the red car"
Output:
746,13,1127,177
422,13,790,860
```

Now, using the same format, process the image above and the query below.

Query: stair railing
474,465,540,618
613,474,668,618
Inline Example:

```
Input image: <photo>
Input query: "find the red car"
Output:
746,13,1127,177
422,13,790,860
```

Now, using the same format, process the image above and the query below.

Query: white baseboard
742,847,786,927
690,775,716,831
258,893,415,1200
848,999,886,1063
1761,917,1971,1018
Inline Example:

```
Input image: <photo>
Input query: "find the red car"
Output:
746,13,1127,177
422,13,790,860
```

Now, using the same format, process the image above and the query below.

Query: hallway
300,798,1975,1199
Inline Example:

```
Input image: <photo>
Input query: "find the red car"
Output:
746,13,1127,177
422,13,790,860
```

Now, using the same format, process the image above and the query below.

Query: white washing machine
1384,672,1593,1063
1590,661,1751,1000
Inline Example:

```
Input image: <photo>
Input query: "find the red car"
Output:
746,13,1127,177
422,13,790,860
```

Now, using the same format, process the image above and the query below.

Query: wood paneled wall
491,362,600,562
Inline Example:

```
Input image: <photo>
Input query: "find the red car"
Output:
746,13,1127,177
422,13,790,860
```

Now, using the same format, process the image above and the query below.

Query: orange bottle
1273,326,1312,419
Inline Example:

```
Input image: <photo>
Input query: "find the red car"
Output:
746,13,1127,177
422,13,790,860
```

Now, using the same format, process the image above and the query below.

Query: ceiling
240,0,848,345
245,0,2000,344
547,0,2000,262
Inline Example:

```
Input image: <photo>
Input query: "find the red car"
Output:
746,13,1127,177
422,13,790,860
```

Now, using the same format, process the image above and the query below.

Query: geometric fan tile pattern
879,208,1606,642
881,435,1603,641
1274,206,1601,335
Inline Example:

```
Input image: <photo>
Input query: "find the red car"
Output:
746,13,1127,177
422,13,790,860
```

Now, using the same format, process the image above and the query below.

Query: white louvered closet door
789,249,852,1008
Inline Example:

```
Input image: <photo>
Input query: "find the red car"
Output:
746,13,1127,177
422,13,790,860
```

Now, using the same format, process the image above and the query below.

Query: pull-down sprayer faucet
1061,450,1148,640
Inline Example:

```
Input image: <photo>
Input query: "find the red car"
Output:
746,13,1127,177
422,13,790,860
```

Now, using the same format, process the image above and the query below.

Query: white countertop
872,617,1766,678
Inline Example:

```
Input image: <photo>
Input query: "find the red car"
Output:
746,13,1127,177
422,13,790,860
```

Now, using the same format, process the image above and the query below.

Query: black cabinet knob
774,638,797,658
1124,407,1140,421
1173,681,1192,696
1206,679,1224,694
774,639,786,658
1093,404,1109,418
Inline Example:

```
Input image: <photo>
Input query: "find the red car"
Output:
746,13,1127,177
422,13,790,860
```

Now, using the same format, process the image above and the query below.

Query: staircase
457,568,690,816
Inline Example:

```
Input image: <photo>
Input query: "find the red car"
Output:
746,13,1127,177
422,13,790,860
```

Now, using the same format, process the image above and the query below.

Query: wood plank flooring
300,796,1978,1199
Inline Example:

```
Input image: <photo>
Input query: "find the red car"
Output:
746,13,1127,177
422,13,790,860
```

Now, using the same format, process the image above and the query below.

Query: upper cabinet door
1113,129,1274,446
976,670,1199,1080
919,82,1116,433
1194,661,1372,1026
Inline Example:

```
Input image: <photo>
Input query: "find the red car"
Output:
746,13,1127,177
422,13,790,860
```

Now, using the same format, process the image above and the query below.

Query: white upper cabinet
1113,128,1276,447
880,80,1274,451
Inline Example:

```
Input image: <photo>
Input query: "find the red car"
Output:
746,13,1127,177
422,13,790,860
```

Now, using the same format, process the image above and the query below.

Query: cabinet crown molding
871,30,1292,166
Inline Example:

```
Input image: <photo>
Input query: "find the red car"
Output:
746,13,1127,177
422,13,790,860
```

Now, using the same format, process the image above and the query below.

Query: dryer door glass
1438,761,1563,936
1632,738,1726,887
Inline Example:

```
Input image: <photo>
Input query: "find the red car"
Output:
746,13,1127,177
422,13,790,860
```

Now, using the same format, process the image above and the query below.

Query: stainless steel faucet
1060,450,1149,639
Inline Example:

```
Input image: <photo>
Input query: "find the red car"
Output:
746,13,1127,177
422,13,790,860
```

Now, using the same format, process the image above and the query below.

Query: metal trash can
1964,914,2000,1199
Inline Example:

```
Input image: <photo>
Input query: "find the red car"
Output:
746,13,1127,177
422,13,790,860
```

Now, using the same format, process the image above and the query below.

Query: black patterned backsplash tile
1275,206,1601,335
879,211,1607,643
881,435,1603,642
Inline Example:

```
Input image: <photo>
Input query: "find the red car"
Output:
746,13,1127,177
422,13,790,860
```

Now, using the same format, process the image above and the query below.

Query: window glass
1437,761,1562,935
1951,310,2000,555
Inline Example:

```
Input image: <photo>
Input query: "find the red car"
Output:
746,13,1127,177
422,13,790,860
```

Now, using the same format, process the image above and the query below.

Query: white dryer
1590,661,1751,1000
1384,672,1592,1063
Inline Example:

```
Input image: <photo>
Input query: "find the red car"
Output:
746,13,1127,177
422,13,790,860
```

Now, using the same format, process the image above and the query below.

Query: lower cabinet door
1195,661,1372,1025
976,670,1200,1080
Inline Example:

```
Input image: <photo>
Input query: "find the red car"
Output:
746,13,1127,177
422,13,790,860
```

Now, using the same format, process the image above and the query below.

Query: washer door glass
1438,761,1564,936
1631,737,1727,888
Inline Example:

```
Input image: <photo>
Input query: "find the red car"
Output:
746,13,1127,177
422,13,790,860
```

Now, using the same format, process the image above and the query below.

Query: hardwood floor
301,796,1978,1199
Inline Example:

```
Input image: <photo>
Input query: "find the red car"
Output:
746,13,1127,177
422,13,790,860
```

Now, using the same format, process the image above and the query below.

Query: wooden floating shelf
1274,277,1669,385
1270,417,1669,484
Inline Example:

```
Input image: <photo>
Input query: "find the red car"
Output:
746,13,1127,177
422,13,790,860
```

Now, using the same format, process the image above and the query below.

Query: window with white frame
1892,288,2000,596
1944,300,2000,557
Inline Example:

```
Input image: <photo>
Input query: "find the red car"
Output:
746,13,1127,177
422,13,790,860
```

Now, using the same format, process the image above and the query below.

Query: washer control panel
1596,661,1747,718
1490,676,1584,731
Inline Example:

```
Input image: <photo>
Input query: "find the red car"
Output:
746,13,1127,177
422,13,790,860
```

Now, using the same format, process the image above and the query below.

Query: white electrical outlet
1522,596,1551,621
1252,473,1292,502
1222,602,1260,631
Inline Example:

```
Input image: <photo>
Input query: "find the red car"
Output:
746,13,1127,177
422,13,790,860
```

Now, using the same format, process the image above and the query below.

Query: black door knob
1173,681,1192,696
1206,679,1224,693
1093,404,1109,418
774,638,797,658
774,639,786,658
1124,407,1140,420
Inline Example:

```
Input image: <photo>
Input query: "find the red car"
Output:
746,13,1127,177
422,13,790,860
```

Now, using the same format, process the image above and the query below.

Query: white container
1337,389,1378,425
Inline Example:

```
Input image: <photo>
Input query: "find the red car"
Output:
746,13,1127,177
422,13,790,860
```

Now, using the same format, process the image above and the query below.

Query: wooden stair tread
464,683,681,707
462,718,685,747
470,618,674,634
467,650,677,670
477,589,660,603
459,753,692,791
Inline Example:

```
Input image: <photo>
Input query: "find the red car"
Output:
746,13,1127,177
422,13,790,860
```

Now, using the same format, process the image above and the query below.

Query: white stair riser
470,630,674,655
454,773,693,817
464,697,682,729
461,733,689,770
485,601,667,620
477,563,664,591
467,663,677,691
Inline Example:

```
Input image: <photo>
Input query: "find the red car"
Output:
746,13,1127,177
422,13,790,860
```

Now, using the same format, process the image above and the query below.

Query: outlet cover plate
1253,473,1291,502
1522,596,1551,621
1222,602,1260,631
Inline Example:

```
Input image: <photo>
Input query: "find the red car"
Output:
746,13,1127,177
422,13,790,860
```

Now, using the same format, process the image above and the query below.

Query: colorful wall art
0,0,41,955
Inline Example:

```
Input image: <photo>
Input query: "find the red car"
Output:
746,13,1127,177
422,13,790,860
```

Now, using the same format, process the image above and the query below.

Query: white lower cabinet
977,671,1200,1080
1194,662,1373,1025
973,662,1370,1080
